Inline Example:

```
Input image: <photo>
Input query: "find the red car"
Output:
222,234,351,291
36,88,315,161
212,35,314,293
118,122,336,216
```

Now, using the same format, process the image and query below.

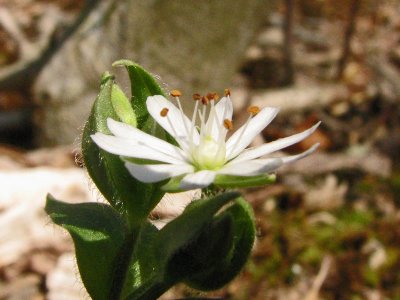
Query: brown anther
192,93,201,101
160,108,169,117
201,96,209,105
223,119,233,130
206,92,218,101
247,106,260,116
224,88,231,96
170,89,182,97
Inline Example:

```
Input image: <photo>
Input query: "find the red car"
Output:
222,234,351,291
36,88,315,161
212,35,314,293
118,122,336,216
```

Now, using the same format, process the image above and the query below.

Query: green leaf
214,174,276,189
185,197,256,290
156,192,240,278
120,222,161,299
45,194,128,300
112,60,177,146
82,72,164,225
167,212,235,280
123,192,241,300
112,59,165,130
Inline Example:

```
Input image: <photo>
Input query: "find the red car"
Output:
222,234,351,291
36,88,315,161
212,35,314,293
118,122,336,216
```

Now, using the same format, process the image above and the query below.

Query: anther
201,96,209,105
247,106,260,116
224,88,231,96
206,92,219,101
160,108,169,117
170,89,182,97
223,119,233,130
192,93,201,101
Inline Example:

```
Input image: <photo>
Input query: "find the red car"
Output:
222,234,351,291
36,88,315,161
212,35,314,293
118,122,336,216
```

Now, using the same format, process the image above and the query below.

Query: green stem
124,276,176,300
109,225,142,299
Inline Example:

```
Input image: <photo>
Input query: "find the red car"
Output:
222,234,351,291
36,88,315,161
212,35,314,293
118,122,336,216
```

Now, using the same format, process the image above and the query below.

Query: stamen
217,102,230,145
192,93,201,101
201,96,209,106
189,98,200,149
171,89,190,139
205,96,217,136
223,119,233,130
206,92,219,101
160,107,169,117
224,88,231,97
170,89,182,97
247,106,260,116
199,108,206,137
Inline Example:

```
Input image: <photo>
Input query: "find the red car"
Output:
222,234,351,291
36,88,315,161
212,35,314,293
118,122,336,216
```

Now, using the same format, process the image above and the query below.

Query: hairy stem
109,225,142,299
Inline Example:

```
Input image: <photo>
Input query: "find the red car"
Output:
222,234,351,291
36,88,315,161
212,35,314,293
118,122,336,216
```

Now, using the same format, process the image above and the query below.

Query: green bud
111,84,137,127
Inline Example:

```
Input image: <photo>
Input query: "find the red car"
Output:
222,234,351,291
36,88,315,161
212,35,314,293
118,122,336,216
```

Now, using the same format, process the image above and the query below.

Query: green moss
298,246,324,266
309,224,339,251
336,209,374,229
247,251,283,285
363,266,379,288
384,248,400,268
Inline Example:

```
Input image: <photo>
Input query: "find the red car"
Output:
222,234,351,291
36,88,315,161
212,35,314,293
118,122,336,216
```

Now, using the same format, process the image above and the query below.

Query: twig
251,83,349,114
336,0,360,79
304,256,332,300
0,8,36,56
0,0,103,90
367,55,400,101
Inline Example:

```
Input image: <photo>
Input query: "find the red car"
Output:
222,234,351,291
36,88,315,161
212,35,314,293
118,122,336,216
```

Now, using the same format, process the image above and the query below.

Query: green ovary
193,136,226,170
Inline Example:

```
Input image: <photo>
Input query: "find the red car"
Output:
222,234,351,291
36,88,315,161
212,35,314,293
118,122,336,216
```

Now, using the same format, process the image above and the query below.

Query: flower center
193,135,226,170
166,89,234,170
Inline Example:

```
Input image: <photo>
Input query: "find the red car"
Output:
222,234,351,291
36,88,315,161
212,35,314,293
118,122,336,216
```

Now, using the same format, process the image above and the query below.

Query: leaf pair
45,192,255,299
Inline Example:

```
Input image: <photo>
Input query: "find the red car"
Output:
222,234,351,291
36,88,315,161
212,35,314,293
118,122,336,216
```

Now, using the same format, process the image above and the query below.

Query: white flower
91,90,320,190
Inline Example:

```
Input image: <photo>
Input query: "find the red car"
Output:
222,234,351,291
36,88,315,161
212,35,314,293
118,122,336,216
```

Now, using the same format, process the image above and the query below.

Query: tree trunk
34,0,271,145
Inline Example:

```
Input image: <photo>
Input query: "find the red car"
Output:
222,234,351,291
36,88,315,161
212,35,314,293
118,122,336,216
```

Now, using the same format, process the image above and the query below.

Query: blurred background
0,0,399,299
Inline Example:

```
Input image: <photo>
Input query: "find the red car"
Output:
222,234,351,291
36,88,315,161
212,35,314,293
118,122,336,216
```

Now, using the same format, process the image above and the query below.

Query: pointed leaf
185,197,256,290
167,213,235,280
121,222,161,299
156,192,240,278
45,194,128,300
82,73,164,225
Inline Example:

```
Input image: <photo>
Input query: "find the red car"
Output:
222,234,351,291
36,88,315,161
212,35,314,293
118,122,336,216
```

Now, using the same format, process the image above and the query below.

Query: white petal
180,170,216,190
107,118,187,160
146,95,199,145
231,122,321,163
91,133,184,164
218,158,283,176
226,107,280,160
280,143,320,163
125,162,194,183
210,96,233,140
216,96,233,121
